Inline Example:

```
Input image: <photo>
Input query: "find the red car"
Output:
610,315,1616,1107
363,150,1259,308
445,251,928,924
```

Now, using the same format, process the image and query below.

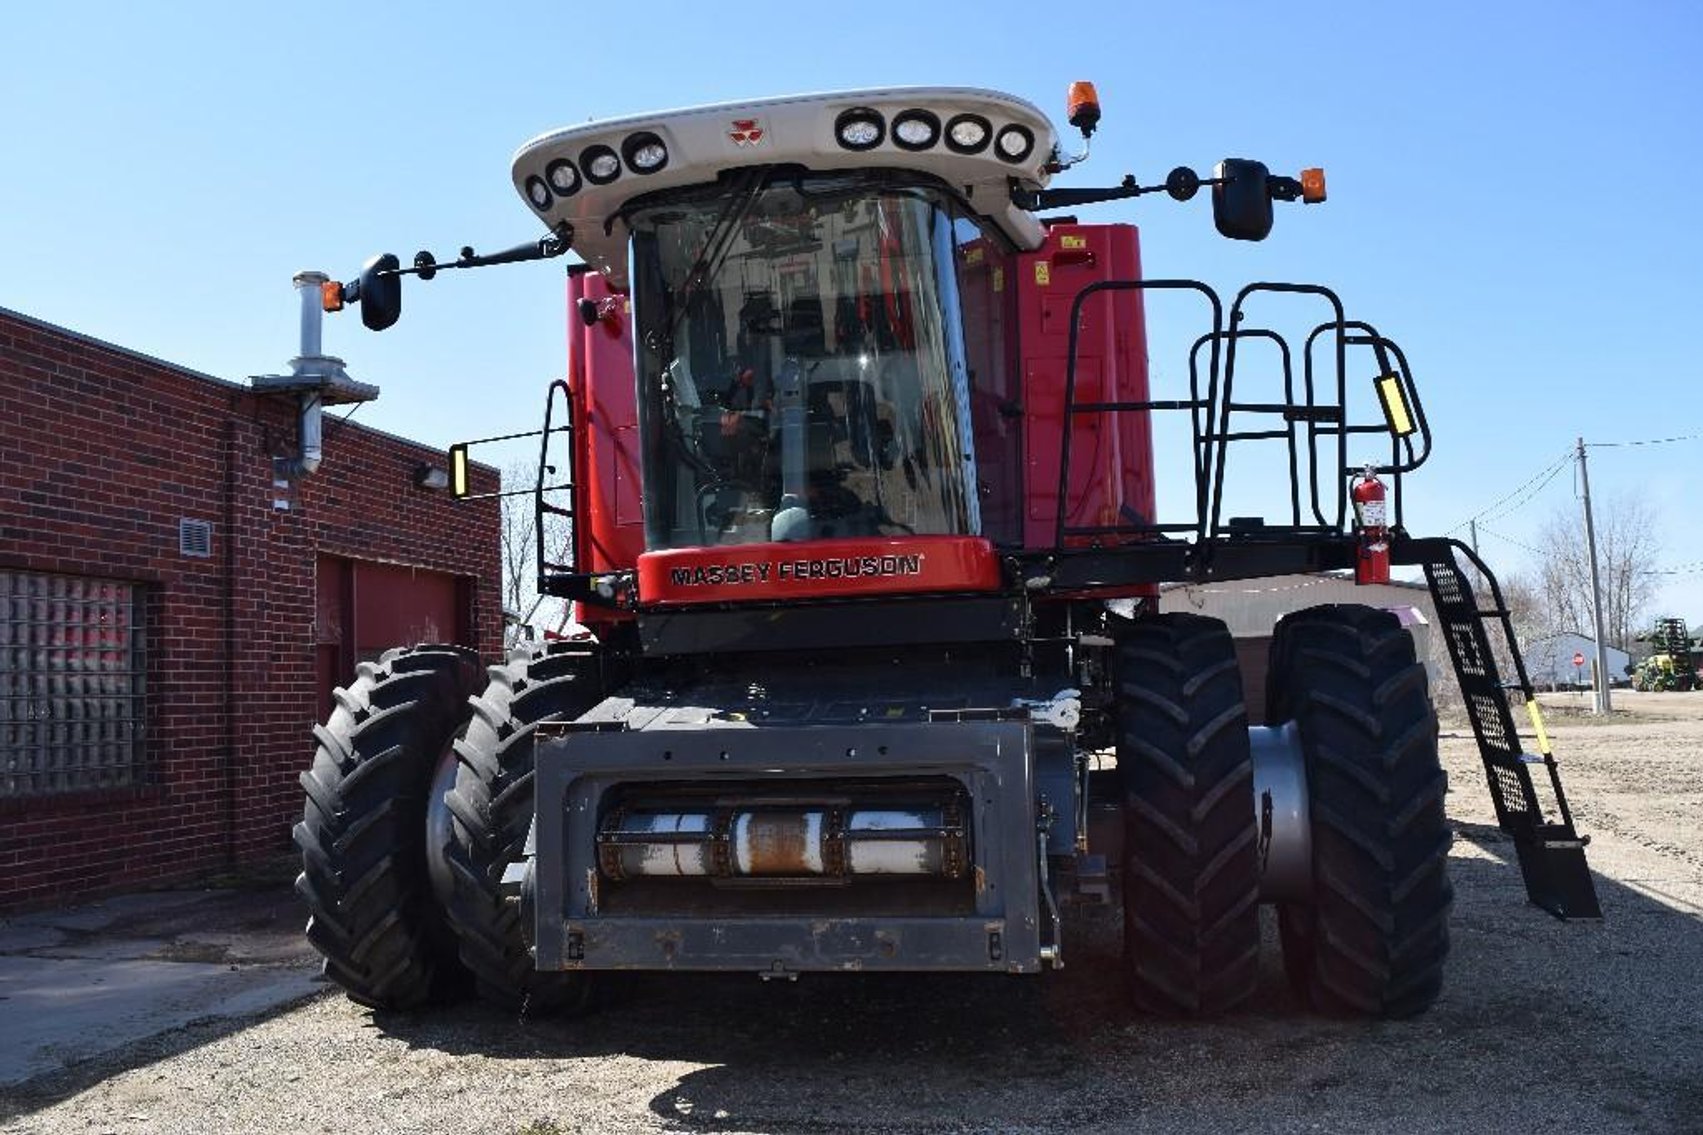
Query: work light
835,108,884,151
892,110,940,151
582,145,621,185
994,124,1034,163
623,132,669,173
945,114,991,154
545,159,580,197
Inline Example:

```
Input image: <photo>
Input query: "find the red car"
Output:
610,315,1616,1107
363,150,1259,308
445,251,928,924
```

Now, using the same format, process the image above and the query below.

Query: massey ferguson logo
729,118,766,146
669,553,924,588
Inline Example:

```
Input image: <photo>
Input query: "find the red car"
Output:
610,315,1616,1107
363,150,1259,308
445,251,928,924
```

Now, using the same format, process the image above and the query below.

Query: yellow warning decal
1376,373,1415,437
992,266,1004,292
449,443,470,498
1524,699,1553,757
964,246,985,266
1060,234,1087,250
1034,261,1051,286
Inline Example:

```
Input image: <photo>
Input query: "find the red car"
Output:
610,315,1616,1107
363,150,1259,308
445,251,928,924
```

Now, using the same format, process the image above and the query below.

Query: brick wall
0,308,502,909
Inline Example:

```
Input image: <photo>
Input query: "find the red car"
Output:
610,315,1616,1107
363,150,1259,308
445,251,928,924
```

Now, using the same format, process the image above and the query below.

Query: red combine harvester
292,84,1600,1020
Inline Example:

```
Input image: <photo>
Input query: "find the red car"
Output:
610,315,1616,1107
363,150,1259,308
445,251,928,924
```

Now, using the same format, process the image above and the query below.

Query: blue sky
3,1,1699,619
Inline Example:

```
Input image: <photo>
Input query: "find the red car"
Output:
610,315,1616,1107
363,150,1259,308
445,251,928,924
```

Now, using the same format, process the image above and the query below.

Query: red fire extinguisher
1352,464,1390,585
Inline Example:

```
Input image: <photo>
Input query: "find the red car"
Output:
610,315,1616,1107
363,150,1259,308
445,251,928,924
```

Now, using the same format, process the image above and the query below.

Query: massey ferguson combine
291,84,1601,1020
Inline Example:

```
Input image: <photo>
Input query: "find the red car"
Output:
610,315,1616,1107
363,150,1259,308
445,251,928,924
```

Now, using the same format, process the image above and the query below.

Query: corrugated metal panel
0,571,146,796
1238,636,1272,724
1159,574,1435,637
1160,572,1446,702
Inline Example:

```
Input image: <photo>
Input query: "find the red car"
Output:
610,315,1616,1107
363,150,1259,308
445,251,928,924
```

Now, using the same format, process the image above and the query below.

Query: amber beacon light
1067,81,1101,136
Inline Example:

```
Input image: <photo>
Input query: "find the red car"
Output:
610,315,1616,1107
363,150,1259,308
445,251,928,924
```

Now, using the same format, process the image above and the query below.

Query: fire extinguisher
1352,463,1390,585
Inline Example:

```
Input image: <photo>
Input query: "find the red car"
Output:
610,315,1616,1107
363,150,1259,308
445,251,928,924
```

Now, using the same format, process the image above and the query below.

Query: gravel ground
3,692,1700,1134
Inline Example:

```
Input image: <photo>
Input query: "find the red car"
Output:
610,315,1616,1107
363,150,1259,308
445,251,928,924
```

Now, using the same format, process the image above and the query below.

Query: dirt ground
3,692,1700,1134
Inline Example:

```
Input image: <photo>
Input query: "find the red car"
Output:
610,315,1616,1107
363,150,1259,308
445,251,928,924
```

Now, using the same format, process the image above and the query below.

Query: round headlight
523,175,551,211
622,131,668,174
944,114,991,154
544,159,580,197
994,125,1035,164
581,145,621,185
835,108,884,151
891,109,940,151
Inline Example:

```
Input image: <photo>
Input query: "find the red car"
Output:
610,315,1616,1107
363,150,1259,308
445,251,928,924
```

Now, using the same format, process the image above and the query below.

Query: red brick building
0,306,502,910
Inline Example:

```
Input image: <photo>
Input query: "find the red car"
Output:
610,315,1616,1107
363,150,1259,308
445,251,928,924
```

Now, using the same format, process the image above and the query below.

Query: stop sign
1573,651,1586,667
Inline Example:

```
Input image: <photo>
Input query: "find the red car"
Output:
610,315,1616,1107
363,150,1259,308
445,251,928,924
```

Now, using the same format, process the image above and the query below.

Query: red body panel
636,535,1001,606
1011,224,1156,553
566,269,644,626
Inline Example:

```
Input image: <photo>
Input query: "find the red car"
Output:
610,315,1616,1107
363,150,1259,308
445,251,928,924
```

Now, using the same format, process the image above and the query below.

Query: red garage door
315,556,474,718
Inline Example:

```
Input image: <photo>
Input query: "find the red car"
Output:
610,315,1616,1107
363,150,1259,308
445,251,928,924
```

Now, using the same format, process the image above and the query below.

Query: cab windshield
629,171,979,550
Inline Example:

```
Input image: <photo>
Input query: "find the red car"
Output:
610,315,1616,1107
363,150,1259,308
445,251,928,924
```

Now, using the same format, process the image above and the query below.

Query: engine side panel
1014,224,1156,553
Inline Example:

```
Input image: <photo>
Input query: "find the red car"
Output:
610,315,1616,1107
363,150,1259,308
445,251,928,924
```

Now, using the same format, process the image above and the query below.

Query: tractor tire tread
1269,605,1453,1019
1117,612,1261,1017
293,644,484,1010
442,644,610,1013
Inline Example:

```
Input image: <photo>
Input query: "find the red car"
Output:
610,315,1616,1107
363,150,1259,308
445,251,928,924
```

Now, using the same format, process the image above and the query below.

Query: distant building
0,307,501,910
1524,632,1632,689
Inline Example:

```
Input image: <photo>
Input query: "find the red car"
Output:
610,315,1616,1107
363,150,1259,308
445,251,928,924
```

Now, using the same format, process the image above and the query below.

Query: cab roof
511,87,1059,287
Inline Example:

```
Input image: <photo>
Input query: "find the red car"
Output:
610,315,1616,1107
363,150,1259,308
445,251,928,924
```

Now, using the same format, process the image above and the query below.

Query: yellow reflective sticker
1524,699,1553,756
992,267,1004,292
1060,234,1087,250
450,443,470,498
964,246,985,265
1376,373,1415,437
1034,261,1051,286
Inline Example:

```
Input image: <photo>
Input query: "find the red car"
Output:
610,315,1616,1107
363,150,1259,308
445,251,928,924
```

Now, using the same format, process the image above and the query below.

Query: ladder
1405,536,1602,918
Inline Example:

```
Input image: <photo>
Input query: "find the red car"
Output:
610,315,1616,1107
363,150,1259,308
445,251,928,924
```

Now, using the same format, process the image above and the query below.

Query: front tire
294,645,484,1010
1116,613,1261,1016
442,645,611,1012
1268,604,1452,1018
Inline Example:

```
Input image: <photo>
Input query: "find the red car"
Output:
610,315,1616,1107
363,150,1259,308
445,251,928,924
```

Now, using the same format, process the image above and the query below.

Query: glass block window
0,571,147,797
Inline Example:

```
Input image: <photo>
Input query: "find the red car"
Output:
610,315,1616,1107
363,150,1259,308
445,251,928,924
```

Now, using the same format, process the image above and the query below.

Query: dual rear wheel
1115,605,1451,1018
294,643,605,1012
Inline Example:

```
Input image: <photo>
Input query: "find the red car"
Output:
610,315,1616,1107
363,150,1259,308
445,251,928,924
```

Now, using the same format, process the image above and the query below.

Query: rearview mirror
1212,159,1274,242
358,253,402,331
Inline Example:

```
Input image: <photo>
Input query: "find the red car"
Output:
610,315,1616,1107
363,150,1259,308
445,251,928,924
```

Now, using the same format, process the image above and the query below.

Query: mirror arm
381,222,575,280
1014,168,1230,212
1013,176,1154,211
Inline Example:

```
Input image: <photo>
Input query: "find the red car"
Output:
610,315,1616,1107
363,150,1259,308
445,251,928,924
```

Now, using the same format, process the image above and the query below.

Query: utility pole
1577,437,1612,714
1469,519,1479,557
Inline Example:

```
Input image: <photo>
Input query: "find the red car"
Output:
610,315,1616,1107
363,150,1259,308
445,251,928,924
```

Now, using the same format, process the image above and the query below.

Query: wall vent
179,518,213,558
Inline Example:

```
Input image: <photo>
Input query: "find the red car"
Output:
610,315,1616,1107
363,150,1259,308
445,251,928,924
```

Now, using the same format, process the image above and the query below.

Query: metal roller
597,799,967,882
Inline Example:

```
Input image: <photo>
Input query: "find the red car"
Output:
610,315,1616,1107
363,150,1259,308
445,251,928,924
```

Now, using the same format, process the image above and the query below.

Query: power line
1589,431,1703,448
1446,448,1574,534
1477,457,1574,528
1476,526,1546,557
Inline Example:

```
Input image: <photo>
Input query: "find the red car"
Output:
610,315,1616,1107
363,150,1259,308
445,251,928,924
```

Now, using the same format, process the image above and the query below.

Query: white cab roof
511,87,1059,287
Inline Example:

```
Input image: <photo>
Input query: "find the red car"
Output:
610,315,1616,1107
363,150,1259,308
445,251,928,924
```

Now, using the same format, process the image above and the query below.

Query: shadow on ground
4,832,1700,1133
365,835,1703,1133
